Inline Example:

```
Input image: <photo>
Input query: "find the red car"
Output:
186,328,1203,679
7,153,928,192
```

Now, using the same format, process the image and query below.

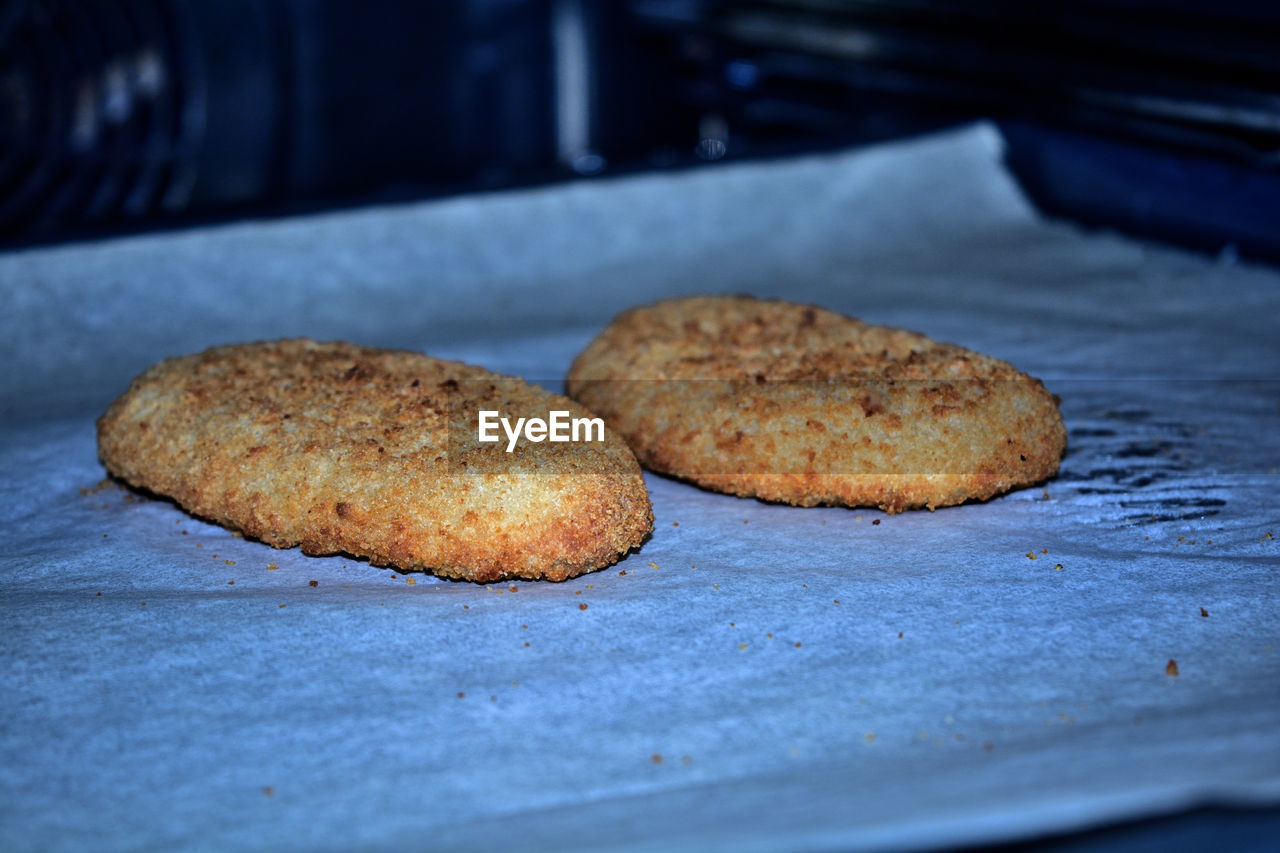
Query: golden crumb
266,563,278,570
225,559,235,565
619,570,626,575
509,585,518,592
227,580,234,585
672,521,679,527
98,339,652,583
1026,552,1036,560
794,641,802,648
1166,659,1180,676
278,604,285,609
406,577,416,585
579,603,588,610
1054,563,1063,571
308,580,318,587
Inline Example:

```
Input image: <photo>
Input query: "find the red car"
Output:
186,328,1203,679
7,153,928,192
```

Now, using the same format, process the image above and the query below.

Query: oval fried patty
98,340,653,582
566,296,1065,512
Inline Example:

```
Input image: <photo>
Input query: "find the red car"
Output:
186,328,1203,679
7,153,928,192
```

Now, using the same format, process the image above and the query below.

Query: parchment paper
2,125,1278,852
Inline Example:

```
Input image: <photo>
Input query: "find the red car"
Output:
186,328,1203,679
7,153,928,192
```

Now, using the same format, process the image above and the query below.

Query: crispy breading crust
566,296,1066,512
98,340,652,582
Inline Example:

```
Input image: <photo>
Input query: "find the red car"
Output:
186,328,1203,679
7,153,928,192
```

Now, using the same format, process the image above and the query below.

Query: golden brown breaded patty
98,339,652,582
566,296,1065,512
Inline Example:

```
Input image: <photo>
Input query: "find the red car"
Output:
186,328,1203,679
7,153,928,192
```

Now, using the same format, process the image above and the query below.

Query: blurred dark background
2,0,1279,262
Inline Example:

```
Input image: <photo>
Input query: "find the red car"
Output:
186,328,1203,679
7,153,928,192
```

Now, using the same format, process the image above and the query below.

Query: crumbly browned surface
566,296,1066,512
98,339,652,581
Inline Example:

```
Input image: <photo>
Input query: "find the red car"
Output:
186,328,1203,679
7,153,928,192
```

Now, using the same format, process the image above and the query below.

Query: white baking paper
2,125,1278,852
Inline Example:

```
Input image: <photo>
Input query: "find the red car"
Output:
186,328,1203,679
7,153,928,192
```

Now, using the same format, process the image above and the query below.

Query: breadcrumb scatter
1166,659,1180,676
579,603,588,610
266,563,278,570
619,570,626,575
1026,552,1036,560
224,559,235,565
406,577,416,585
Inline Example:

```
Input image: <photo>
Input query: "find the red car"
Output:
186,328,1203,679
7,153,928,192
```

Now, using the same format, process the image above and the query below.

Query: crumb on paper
1166,659,1180,676
266,563,277,570
406,578,415,585
457,692,465,699
872,519,880,525
309,580,318,587
1026,552,1036,560
1054,563,1063,571
898,632,903,638
865,733,876,744
1200,607,1209,617
262,786,275,798
983,741,995,752
794,641,802,648
651,753,663,764
509,585,518,592
579,603,588,610
672,521,679,527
